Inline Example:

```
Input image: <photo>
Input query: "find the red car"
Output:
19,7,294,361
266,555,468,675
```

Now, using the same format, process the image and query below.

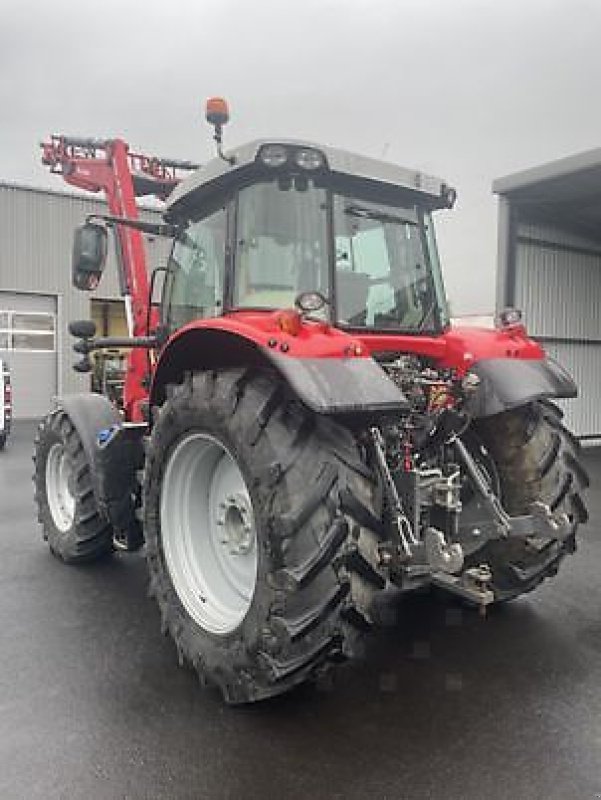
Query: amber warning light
205,97,235,165
205,97,230,128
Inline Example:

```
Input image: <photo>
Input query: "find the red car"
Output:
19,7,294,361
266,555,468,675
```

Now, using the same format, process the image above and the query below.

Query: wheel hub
216,493,254,555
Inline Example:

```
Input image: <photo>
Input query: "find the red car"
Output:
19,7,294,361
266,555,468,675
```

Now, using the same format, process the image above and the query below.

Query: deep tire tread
259,635,341,683
271,583,349,643
274,517,349,590
144,368,382,704
33,409,113,564
474,400,588,600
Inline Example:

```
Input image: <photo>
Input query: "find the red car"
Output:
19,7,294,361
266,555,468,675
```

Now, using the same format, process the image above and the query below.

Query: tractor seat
237,288,298,309
337,271,370,325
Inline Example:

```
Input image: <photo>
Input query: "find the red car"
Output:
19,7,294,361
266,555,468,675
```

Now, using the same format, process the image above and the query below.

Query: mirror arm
86,213,180,238
71,334,158,374
74,335,158,354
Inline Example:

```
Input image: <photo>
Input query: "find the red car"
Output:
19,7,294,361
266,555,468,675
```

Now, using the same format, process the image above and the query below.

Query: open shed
494,149,601,439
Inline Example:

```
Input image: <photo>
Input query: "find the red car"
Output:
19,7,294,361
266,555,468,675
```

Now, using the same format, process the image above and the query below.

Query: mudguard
265,351,408,414
58,393,121,469
150,322,409,415
56,394,142,534
467,357,577,418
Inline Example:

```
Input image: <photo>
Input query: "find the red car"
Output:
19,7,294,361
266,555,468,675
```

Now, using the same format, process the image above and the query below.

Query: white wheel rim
160,432,258,636
46,442,75,532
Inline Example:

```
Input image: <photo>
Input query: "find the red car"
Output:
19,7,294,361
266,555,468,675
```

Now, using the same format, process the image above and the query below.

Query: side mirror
72,222,107,290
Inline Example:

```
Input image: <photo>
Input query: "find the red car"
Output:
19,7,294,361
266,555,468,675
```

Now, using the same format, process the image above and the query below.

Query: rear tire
144,369,384,703
33,410,113,563
472,400,588,600
0,432,5,451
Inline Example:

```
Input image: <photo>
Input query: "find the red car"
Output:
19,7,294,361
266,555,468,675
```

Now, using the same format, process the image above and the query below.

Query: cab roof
166,139,455,216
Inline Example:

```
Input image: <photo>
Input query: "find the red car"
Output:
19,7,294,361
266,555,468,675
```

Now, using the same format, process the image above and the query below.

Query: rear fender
150,325,408,415
467,357,577,418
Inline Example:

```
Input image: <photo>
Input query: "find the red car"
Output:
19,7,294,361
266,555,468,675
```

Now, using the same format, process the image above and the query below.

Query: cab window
234,181,329,309
165,206,227,329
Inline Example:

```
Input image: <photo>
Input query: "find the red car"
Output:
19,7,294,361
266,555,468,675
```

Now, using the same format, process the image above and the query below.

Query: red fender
150,313,570,418
150,311,406,414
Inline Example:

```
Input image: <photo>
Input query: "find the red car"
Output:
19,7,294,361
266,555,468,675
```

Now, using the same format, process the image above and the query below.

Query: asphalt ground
1,421,600,800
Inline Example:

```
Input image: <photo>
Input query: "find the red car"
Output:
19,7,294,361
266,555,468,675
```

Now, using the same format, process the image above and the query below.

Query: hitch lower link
369,428,571,608
451,436,572,546
369,428,477,600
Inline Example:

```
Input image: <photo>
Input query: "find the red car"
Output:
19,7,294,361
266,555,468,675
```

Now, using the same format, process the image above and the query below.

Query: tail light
4,377,11,412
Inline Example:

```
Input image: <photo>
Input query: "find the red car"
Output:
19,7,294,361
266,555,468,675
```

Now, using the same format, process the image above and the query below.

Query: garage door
0,292,57,419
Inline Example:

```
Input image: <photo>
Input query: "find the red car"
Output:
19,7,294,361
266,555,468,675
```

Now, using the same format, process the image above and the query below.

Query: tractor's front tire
143,369,383,704
33,410,113,563
472,400,589,600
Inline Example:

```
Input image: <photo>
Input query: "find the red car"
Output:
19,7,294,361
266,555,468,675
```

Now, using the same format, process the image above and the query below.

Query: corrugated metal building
494,150,601,439
0,182,169,419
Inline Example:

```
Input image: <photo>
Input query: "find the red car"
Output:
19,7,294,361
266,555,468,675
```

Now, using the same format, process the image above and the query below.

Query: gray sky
2,0,600,313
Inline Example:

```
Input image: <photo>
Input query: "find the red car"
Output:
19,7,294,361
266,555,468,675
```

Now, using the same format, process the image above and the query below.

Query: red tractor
33,100,588,703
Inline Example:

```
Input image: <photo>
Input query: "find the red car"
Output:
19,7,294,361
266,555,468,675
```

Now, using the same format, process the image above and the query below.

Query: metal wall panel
515,223,601,340
541,341,601,438
518,221,601,252
512,218,601,436
0,183,169,403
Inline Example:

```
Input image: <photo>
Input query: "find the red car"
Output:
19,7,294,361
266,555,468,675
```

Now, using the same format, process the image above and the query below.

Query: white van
0,359,11,450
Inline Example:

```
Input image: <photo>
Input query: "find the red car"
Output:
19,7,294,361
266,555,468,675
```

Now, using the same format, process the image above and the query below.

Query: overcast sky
2,0,600,313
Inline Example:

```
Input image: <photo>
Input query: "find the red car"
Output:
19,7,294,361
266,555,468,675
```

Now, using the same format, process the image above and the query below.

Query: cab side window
165,207,227,329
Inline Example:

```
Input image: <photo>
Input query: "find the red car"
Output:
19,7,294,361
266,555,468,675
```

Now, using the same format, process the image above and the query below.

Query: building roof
0,178,108,205
0,179,162,213
493,148,601,241
493,148,601,202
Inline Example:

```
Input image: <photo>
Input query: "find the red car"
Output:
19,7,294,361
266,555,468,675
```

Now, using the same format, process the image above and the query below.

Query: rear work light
257,144,326,172
495,307,524,331
294,148,324,171
259,144,288,168
295,291,328,314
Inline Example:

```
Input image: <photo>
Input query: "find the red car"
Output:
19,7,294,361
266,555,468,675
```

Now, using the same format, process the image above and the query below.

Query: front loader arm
40,135,198,421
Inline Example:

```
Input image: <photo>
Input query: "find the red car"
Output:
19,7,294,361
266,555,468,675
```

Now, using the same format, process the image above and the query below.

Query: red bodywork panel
162,311,367,358
357,323,544,374
155,311,545,390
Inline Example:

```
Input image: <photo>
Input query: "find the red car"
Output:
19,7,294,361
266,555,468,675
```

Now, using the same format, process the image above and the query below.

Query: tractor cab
162,124,455,338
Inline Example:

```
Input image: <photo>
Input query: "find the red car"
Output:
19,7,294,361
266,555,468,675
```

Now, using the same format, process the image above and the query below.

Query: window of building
0,311,56,352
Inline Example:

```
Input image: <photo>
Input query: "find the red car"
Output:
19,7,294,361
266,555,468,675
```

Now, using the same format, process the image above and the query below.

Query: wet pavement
1,421,600,800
